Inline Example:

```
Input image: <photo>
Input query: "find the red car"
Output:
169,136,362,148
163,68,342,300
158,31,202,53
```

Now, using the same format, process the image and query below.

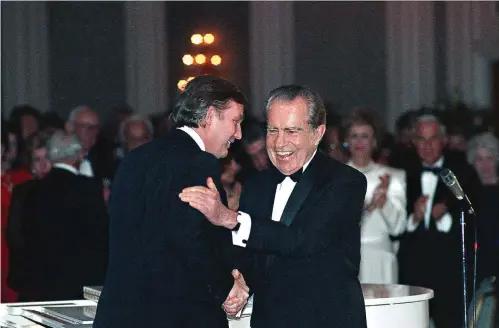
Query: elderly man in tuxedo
181,85,368,328
94,76,249,328
65,106,115,181
28,131,109,301
397,115,480,328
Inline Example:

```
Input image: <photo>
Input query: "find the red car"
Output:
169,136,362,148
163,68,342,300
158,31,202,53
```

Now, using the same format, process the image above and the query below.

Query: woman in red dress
2,130,51,302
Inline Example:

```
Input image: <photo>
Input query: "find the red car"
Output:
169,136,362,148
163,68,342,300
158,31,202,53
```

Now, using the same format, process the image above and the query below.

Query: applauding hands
366,174,390,212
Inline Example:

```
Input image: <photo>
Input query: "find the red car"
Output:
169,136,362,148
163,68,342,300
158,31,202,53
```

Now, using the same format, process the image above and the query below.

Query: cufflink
231,222,241,232
242,239,247,244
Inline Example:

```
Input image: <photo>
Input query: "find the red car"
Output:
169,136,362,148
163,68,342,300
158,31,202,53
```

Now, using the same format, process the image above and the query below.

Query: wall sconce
211,55,222,66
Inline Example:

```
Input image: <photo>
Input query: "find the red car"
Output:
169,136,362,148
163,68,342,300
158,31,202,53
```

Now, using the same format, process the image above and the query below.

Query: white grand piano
0,284,433,328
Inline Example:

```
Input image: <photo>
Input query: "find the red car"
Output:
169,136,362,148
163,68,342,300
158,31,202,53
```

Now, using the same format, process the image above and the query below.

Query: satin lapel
279,153,320,227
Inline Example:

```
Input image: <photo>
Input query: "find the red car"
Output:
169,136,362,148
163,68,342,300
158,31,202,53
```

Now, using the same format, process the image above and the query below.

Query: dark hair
340,107,383,148
265,85,326,129
241,120,266,147
8,104,42,136
395,110,417,133
171,75,247,128
21,132,51,167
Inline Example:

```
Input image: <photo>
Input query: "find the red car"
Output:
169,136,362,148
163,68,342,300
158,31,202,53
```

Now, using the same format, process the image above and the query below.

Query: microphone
439,168,475,214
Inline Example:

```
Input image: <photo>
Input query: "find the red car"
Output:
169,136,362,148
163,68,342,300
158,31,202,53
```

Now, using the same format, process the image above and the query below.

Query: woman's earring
343,142,349,149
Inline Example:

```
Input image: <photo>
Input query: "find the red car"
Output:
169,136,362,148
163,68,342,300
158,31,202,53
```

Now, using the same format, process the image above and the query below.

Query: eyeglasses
75,122,99,131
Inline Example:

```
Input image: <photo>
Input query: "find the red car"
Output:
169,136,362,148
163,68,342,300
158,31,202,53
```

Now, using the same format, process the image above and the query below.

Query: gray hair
67,105,97,125
466,132,499,165
119,114,154,145
265,85,326,129
47,131,82,162
415,114,446,136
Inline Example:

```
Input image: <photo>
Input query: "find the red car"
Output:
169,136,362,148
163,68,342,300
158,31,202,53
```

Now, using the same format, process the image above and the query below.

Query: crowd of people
1,77,498,327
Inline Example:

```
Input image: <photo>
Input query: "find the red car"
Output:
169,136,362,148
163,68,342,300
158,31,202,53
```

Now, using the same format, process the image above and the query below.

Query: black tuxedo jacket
29,167,109,301
94,129,234,328
86,135,117,182
238,151,368,328
397,154,480,328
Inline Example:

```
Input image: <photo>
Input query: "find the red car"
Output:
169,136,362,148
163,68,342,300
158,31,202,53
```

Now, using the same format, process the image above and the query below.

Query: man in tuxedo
180,85,368,328
28,131,109,300
65,106,115,181
397,115,480,328
93,76,249,328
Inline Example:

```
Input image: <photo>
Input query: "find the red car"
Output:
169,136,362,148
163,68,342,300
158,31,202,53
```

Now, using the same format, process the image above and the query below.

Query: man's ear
204,106,217,127
314,124,326,146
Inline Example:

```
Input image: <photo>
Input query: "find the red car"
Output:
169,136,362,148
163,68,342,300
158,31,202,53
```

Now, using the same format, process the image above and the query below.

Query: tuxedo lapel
262,153,322,277
279,162,316,226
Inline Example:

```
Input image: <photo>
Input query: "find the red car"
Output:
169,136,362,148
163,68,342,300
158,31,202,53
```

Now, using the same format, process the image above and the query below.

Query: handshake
223,269,250,317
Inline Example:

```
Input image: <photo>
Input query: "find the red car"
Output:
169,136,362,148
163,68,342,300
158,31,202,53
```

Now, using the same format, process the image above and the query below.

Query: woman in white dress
342,109,407,284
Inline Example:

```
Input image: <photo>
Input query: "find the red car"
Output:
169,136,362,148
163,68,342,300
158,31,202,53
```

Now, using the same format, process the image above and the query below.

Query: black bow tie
422,166,441,175
276,169,303,184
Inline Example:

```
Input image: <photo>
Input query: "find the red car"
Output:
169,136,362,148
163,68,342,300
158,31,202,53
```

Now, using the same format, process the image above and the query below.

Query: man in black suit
29,131,109,301
180,85,368,328
397,115,480,328
93,76,249,328
65,106,116,182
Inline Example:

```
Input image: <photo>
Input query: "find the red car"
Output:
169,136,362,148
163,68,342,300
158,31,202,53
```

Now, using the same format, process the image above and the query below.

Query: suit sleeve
161,153,227,250
244,174,367,258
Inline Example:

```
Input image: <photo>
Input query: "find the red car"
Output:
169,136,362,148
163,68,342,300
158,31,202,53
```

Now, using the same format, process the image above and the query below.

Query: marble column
385,2,436,131
446,2,499,108
124,2,168,115
1,2,50,116
249,2,295,119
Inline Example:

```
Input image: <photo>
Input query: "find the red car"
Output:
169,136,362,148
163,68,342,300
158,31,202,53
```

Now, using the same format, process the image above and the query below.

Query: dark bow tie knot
276,169,303,184
422,166,441,175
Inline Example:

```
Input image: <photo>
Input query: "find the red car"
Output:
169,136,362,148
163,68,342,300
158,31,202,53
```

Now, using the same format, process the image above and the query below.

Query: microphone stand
459,207,468,328
460,204,477,328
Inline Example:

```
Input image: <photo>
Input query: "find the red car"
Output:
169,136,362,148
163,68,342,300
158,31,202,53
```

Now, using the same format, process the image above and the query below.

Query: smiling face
346,124,375,160
413,120,446,165
204,100,244,159
474,147,497,181
31,147,51,178
266,97,325,175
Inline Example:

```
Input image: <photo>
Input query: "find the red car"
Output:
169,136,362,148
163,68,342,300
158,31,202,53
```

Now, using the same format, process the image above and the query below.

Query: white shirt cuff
406,213,420,232
435,212,452,233
232,211,252,248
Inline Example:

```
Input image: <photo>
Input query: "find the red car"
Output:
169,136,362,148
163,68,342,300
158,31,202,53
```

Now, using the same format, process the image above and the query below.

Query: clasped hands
223,269,250,316
178,180,249,315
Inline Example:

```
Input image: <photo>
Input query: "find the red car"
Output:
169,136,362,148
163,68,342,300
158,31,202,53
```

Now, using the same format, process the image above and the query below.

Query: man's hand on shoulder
179,177,238,229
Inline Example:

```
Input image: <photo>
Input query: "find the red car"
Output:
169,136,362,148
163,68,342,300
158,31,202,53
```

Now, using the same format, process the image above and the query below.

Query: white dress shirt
406,157,452,233
178,126,206,151
79,159,94,177
232,151,317,247
53,163,79,175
